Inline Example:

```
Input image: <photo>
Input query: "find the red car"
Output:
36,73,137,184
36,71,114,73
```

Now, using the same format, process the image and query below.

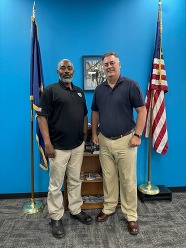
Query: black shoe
50,219,65,238
70,211,93,225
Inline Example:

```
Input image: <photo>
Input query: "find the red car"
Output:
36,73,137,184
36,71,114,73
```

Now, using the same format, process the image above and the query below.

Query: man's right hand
92,134,99,146
45,143,56,158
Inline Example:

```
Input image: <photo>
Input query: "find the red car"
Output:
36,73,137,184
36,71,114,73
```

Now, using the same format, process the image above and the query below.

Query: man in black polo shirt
91,52,146,235
37,59,92,239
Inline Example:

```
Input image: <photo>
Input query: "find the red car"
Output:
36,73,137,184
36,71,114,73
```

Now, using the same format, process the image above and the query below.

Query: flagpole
138,90,159,195
138,0,163,195
23,2,45,214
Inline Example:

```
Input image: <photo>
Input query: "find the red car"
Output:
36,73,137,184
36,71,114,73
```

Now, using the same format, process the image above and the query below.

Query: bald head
57,59,74,70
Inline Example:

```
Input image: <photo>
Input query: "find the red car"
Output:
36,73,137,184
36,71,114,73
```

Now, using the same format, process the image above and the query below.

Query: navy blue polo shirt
91,76,145,138
37,81,88,150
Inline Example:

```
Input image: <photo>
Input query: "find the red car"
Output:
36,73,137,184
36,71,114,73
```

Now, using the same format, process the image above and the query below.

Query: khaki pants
99,133,137,221
47,142,84,220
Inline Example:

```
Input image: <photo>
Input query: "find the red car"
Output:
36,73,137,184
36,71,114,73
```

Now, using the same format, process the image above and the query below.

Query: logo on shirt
77,93,82,97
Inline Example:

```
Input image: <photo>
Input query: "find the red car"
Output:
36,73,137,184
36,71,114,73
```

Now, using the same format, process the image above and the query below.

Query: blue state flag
30,16,48,170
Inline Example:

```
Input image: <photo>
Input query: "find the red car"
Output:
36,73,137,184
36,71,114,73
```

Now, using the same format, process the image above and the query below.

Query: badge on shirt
77,93,82,97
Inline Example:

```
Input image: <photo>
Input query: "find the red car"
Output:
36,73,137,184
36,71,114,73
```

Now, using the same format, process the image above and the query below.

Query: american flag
144,8,168,155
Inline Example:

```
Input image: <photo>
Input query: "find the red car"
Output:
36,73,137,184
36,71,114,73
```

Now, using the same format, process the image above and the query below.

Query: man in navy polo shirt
37,59,92,239
91,52,146,235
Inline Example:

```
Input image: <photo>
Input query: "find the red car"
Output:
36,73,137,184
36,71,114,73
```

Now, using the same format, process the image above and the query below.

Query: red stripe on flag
151,74,167,81
153,64,165,70
154,121,168,155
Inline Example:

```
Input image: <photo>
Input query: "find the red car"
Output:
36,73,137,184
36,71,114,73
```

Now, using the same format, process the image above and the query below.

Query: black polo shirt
91,76,145,138
37,81,88,150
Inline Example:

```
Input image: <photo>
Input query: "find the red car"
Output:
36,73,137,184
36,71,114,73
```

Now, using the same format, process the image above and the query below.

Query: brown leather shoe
128,221,139,235
96,211,109,222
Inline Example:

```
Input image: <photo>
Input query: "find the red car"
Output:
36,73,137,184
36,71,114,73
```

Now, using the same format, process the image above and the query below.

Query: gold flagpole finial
158,0,162,9
32,1,36,19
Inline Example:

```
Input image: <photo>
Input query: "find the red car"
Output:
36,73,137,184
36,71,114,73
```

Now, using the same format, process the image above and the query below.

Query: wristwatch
134,133,142,139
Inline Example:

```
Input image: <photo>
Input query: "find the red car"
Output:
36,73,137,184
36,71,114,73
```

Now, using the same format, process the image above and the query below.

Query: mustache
62,74,73,78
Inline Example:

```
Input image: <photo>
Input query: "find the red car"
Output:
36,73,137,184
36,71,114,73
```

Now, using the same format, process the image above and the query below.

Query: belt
107,129,135,140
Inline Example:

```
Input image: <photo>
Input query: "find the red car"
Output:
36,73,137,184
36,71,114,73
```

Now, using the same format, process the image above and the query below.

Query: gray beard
63,78,72,83
60,75,73,84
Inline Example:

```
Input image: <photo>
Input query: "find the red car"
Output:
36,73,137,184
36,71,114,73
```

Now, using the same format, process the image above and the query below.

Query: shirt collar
59,80,74,90
104,75,123,86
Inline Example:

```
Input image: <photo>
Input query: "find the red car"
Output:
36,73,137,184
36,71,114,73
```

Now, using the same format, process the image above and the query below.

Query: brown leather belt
108,129,135,140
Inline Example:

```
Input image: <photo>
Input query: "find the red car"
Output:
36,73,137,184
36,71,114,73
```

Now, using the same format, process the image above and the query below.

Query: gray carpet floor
0,193,185,248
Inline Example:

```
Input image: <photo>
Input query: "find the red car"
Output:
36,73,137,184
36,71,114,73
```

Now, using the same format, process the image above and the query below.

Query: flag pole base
23,198,45,214
138,185,172,203
138,181,160,195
